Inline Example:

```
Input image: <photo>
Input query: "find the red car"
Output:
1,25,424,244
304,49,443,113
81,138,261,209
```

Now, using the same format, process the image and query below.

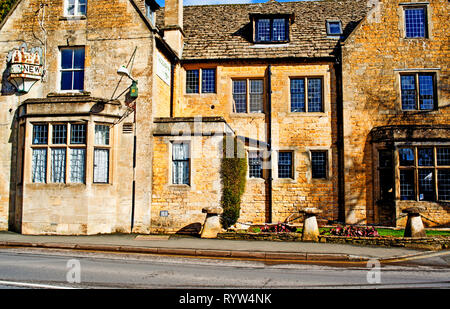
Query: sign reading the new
7,43,43,93
156,51,171,86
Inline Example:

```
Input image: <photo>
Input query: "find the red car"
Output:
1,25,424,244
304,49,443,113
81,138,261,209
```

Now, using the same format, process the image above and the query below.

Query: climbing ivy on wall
220,135,247,230
0,0,17,24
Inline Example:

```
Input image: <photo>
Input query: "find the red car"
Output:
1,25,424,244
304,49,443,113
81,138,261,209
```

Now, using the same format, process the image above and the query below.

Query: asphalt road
0,248,449,289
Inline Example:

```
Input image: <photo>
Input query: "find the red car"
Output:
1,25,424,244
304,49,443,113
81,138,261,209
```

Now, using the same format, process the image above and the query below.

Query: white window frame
59,47,85,93
64,0,87,17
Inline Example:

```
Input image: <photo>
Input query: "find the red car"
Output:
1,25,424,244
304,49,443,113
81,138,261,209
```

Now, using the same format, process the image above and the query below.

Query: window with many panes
172,142,190,185
185,68,216,94
400,73,436,110
232,79,264,113
248,151,263,178
31,123,87,184
64,0,87,17
398,146,450,201
311,151,327,179
60,47,85,91
93,124,110,184
255,18,288,43
404,6,427,38
278,151,293,179
290,77,323,112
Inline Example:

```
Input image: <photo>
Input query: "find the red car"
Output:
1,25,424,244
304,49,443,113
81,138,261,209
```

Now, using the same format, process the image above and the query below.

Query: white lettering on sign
156,52,171,86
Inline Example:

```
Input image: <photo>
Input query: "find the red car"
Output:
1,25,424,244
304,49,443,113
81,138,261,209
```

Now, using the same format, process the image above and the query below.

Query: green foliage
0,0,17,24
220,136,247,230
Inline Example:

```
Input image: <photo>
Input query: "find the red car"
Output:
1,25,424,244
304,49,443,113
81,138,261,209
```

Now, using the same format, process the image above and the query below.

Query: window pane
232,80,247,113
272,18,286,41
418,74,434,110
32,148,47,183
73,48,85,69
66,0,75,16
95,125,110,145
186,70,199,93
399,148,415,166
400,169,415,200
51,148,66,183
405,8,426,38
278,152,292,179
249,151,263,178
78,0,87,15
201,69,216,93
291,79,305,112
69,148,85,183
172,143,189,185
437,148,450,166
52,124,67,144
418,148,433,166
418,169,434,201
401,75,416,110
311,151,327,179
256,19,271,42
327,21,342,35
72,70,84,91
307,78,323,112
61,71,73,90
94,149,109,183
438,170,450,201
33,124,48,145
70,124,86,144
61,49,73,69
249,79,263,113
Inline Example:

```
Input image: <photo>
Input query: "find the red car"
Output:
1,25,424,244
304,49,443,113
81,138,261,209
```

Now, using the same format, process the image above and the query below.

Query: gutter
335,45,345,223
267,65,273,224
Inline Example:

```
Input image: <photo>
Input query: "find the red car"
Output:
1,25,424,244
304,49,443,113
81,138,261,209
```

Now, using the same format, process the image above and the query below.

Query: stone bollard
200,206,223,239
402,206,426,237
299,208,322,242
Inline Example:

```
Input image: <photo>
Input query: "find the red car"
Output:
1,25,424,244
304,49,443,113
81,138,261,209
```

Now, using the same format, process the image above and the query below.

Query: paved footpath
1,231,442,264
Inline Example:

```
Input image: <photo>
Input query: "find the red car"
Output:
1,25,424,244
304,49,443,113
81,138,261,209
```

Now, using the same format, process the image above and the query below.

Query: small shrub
327,225,380,237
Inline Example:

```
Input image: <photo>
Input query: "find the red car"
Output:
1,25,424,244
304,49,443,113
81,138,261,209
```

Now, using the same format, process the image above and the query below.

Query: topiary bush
220,135,247,230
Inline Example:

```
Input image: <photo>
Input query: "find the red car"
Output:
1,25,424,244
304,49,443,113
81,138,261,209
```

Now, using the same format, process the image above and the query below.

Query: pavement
0,231,448,265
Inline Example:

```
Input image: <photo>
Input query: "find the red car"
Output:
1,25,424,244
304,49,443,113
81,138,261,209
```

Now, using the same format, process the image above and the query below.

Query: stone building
0,0,448,235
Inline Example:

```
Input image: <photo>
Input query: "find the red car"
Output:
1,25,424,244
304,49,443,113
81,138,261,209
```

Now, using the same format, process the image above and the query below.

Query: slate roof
149,0,371,61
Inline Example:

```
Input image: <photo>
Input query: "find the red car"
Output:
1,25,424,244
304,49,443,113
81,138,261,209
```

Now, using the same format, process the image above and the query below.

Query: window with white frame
93,124,111,183
65,0,87,17
172,142,190,185
60,47,85,91
31,123,87,184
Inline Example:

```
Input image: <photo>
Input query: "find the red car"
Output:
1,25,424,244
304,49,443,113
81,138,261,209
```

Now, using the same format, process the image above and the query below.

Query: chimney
164,0,184,57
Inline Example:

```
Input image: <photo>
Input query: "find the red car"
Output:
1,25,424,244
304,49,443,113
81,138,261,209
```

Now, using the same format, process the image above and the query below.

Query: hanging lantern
129,80,138,98
7,44,43,94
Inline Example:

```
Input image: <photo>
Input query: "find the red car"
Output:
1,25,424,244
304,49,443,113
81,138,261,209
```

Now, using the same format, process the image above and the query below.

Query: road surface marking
0,280,75,289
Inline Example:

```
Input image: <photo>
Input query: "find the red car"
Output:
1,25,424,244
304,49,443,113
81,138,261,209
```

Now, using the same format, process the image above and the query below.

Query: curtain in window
173,143,189,185
95,125,110,145
51,148,66,183
94,149,109,183
70,148,85,183
32,149,47,183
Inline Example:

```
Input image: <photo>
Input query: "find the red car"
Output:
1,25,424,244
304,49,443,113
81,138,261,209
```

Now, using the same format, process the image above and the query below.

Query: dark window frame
254,17,290,44
278,151,294,179
185,68,217,94
400,72,437,111
232,78,265,114
326,20,343,36
311,150,328,179
290,77,324,113
403,5,428,39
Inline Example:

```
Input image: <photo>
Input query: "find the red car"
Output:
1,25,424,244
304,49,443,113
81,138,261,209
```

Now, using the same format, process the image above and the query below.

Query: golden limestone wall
342,0,449,227
164,61,338,228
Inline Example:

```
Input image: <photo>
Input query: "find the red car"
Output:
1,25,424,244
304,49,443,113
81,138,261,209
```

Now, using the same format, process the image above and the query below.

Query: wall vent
122,123,133,134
